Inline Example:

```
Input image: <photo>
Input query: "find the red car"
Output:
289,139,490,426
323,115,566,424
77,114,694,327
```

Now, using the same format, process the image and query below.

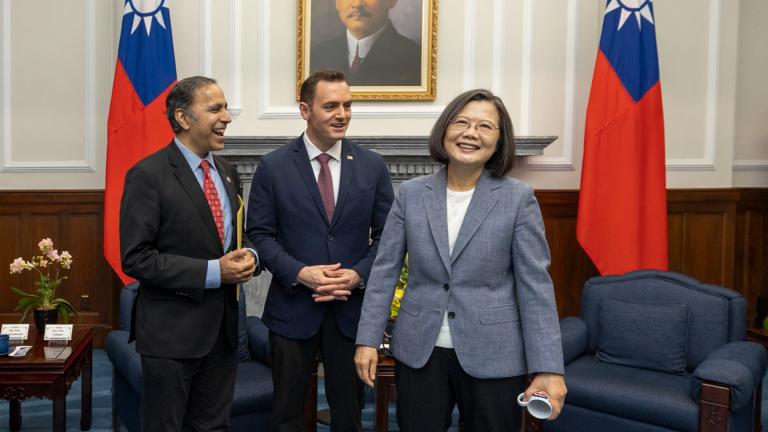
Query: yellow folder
236,195,243,301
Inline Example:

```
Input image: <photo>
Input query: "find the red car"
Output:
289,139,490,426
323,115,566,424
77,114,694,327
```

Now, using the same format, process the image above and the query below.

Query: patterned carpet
0,350,763,431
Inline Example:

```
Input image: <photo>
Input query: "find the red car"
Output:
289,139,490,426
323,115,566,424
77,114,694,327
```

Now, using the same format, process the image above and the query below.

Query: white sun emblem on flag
124,0,168,36
606,0,655,31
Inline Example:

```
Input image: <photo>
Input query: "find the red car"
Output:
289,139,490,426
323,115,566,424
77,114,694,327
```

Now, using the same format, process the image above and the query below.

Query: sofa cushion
105,329,144,395
582,270,736,369
247,316,271,366
119,282,139,331
230,360,274,415
596,297,688,374
565,356,698,432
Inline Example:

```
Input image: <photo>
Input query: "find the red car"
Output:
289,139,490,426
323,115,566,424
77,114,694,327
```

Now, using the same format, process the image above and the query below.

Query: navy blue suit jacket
246,136,394,339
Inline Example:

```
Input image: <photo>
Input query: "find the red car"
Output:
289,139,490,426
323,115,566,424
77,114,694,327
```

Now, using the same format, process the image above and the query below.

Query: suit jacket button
448,311,456,319
327,234,335,241
443,283,449,291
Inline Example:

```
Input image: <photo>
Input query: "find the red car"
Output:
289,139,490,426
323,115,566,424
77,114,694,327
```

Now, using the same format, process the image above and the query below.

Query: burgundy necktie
350,44,362,75
316,153,335,221
200,160,225,245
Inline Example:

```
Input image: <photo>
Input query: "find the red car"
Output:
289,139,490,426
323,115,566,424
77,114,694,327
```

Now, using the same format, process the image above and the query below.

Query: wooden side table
374,351,396,432
0,327,92,431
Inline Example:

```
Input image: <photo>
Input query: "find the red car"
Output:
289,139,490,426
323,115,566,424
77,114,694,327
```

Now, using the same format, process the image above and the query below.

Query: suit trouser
140,321,237,432
395,347,526,432
269,306,364,432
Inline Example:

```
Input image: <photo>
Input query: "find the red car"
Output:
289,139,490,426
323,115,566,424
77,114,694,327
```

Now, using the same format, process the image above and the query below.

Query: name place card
44,324,73,341
1,324,29,341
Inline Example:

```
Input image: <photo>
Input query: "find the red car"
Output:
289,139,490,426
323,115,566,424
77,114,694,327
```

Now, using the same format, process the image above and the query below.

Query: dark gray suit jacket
356,169,564,379
120,141,244,359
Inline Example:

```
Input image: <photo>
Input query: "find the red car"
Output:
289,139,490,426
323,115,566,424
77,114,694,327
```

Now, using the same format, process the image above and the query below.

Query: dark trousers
269,307,364,432
140,322,237,432
395,347,526,432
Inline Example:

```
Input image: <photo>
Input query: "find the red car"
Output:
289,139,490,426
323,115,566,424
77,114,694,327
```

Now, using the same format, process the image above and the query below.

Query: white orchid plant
9,238,78,323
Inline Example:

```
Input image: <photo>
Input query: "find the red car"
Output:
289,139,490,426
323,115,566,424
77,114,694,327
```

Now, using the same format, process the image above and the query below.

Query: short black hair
300,70,347,105
166,76,218,133
428,89,516,177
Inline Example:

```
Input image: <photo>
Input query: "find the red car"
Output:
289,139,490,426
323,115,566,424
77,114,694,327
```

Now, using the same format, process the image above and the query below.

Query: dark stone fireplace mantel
220,135,557,184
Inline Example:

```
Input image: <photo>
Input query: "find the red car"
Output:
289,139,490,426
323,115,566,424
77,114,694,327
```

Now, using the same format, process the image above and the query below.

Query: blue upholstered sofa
105,283,274,431
545,270,767,432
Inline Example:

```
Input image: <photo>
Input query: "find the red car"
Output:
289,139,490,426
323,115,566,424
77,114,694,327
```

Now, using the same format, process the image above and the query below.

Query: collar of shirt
303,133,342,162
346,20,390,66
174,137,217,173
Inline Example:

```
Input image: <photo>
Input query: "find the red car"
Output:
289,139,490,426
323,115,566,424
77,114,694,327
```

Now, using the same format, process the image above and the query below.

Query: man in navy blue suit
246,70,394,432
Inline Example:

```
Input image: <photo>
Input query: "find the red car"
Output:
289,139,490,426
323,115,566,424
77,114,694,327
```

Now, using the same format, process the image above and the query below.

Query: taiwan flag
104,0,177,284
577,0,668,275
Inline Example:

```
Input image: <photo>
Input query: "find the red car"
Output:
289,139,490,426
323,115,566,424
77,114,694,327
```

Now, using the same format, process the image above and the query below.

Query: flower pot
33,308,58,333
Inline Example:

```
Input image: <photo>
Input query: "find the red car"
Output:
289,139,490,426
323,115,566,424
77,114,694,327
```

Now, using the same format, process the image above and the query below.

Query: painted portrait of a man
309,0,423,87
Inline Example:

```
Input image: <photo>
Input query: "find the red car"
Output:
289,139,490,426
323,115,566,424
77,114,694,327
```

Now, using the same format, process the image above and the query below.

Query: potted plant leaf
9,238,78,332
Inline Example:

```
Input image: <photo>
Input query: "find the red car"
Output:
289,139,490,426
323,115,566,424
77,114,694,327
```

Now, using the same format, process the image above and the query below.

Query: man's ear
175,108,192,131
299,102,311,121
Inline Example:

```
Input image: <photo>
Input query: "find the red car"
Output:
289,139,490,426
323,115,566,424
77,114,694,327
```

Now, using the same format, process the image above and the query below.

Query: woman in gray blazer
354,89,566,431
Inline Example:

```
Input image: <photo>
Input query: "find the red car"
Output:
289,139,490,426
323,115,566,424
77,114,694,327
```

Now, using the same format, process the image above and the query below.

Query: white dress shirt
303,133,342,202
345,22,389,68
435,187,475,349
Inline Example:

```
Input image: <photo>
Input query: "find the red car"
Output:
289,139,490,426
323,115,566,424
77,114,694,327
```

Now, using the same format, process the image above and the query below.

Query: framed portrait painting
297,0,438,100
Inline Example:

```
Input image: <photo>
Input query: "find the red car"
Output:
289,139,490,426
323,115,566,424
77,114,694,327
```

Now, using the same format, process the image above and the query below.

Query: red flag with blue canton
104,0,177,284
577,0,668,275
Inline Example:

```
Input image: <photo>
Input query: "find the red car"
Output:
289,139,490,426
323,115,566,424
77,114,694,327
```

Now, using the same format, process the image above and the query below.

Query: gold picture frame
297,0,438,101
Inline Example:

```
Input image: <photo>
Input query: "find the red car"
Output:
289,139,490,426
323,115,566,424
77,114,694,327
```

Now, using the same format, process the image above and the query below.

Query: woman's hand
524,373,567,420
354,345,379,387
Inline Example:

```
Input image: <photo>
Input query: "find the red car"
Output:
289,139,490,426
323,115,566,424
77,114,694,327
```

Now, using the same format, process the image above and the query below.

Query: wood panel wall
0,189,766,346
537,189,768,321
0,191,119,347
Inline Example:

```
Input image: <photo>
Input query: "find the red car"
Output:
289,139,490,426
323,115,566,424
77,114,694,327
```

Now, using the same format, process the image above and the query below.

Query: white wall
0,0,765,190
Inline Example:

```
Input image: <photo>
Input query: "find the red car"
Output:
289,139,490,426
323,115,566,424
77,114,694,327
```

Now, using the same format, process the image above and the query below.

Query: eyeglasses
448,118,500,135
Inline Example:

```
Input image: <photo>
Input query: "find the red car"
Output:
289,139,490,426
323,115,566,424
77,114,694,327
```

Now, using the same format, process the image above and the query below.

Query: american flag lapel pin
347,154,354,160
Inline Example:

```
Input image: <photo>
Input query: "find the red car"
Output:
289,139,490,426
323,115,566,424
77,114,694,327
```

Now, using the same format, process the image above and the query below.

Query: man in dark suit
120,76,258,432
247,70,394,431
311,0,421,86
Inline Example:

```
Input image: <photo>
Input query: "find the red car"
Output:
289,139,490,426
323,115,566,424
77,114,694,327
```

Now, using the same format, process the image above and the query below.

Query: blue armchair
105,283,274,431
544,270,766,432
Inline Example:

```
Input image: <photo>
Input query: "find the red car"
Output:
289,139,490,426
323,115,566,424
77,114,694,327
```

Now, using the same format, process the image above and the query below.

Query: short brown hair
428,89,516,177
299,70,347,105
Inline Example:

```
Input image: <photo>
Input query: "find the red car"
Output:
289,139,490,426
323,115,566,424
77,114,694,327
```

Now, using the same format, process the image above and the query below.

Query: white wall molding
490,0,505,95
518,0,534,136
461,0,477,91
228,0,242,117
666,159,717,171
733,160,768,171
255,0,460,119
667,0,720,172
0,0,9,172
200,0,212,76
524,0,576,171
1,0,96,173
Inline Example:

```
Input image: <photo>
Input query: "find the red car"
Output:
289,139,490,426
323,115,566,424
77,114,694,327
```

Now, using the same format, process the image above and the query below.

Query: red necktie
350,44,362,75
316,153,335,221
200,160,225,245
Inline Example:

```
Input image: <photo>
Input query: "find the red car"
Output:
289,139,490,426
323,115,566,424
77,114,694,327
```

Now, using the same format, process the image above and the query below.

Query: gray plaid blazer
356,168,564,378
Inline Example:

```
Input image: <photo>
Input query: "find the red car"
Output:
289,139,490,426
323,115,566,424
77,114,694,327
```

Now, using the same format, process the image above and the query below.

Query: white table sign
43,324,73,341
1,324,29,341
